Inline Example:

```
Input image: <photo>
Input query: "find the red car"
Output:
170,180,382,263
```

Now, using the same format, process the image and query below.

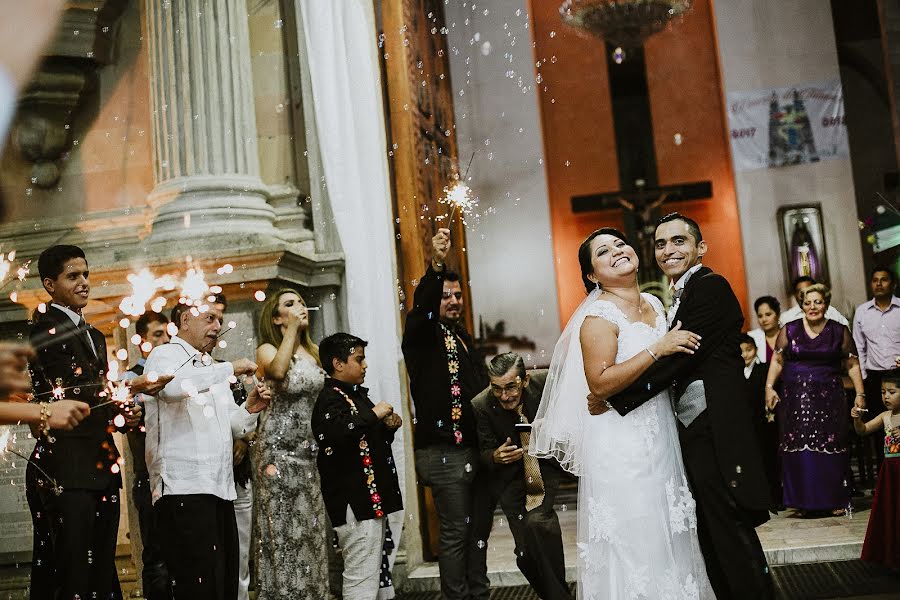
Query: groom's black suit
608,266,774,600
28,305,123,599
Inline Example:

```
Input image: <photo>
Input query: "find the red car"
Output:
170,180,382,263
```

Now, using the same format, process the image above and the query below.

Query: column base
147,175,278,246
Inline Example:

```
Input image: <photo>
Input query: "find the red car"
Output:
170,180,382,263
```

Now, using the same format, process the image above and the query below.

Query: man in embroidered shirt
853,267,900,471
780,275,848,326
143,299,268,600
402,227,490,600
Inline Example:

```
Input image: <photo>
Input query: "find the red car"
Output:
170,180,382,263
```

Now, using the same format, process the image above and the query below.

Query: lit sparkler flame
179,267,210,306
0,254,30,294
119,268,177,317
440,181,478,225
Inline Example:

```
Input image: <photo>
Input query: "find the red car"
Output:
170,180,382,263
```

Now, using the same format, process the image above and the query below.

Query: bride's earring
595,282,600,291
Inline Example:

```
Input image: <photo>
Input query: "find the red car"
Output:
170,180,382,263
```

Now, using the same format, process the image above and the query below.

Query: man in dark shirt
472,353,572,600
402,227,491,599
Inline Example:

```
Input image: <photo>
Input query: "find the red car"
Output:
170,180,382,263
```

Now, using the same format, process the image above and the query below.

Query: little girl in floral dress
852,371,900,569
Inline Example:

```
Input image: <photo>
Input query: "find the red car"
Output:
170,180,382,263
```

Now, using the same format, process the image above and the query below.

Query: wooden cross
571,42,713,285
572,180,712,285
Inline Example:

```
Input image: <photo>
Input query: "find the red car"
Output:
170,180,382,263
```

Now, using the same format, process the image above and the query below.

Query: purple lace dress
776,319,855,511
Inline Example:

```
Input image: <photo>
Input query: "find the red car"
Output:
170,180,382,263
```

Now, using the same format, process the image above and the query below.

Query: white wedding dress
531,291,714,600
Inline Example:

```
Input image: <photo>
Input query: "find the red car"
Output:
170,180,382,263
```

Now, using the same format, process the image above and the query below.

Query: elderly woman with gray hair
765,283,866,516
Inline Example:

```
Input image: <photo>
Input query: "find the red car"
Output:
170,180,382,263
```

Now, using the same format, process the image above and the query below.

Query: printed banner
726,80,849,172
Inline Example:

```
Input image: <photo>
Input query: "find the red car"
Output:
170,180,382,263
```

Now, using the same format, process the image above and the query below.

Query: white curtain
297,0,407,583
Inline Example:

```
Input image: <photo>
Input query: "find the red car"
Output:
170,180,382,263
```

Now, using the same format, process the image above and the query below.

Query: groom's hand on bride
493,438,525,465
653,321,701,357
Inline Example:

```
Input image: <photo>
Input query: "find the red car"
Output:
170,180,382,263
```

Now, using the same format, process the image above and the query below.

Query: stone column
145,0,277,244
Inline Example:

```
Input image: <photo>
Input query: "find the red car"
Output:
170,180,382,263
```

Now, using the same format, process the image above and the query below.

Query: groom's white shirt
667,262,707,427
667,263,704,326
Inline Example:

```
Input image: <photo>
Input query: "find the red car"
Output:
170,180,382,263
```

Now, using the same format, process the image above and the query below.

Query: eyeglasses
442,292,463,300
802,299,826,307
491,382,523,397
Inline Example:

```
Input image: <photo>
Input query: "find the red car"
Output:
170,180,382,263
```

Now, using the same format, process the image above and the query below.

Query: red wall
529,0,749,325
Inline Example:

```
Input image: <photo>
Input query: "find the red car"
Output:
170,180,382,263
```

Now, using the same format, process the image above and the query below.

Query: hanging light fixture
559,0,693,48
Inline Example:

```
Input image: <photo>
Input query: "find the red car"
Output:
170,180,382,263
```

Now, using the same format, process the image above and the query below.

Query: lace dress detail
576,294,714,600
252,356,331,599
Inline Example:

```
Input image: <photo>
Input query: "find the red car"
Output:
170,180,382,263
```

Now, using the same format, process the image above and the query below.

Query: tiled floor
402,498,874,592
398,559,900,600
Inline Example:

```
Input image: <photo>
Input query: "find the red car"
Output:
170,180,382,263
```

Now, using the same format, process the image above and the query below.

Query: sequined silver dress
252,356,330,599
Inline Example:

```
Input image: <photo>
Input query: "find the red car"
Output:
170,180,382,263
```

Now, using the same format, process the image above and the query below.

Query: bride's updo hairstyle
578,227,630,294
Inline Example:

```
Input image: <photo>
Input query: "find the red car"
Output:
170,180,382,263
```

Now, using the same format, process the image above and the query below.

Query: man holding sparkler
144,297,269,600
27,244,146,600
402,227,492,600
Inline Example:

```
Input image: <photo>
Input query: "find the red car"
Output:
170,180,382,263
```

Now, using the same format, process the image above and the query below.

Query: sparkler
0,255,31,294
169,326,235,375
439,151,479,226
119,269,176,317
0,427,63,495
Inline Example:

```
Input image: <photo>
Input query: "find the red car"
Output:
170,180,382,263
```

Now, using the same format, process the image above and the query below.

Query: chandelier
559,0,693,48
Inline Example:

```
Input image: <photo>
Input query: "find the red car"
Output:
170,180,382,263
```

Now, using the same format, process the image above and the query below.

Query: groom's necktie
515,404,545,512
76,316,97,358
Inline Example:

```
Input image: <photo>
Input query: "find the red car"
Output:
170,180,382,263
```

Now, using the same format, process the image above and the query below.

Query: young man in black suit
595,214,774,599
472,353,572,600
27,245,144,599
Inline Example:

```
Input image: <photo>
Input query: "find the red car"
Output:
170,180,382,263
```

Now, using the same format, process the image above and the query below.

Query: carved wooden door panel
381,0,472,559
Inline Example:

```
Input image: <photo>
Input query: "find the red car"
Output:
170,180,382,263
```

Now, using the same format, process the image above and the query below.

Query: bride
531,228,715,599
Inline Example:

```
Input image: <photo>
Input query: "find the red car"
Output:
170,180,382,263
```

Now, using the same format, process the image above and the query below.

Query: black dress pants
37,483,122,600
26,462,54,600
128,430,171,600
680,413,774,600
415,445,493,600
507,506,571,600
155,494,239,600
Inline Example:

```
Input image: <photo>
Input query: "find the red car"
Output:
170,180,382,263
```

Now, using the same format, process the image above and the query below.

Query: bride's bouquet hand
587,393,611,415
652,321,701,358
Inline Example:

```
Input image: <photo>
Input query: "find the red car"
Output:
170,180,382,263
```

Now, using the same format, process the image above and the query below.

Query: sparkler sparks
0,254,31,295
438,150,479,226
0,426,62,495
119,268,176,317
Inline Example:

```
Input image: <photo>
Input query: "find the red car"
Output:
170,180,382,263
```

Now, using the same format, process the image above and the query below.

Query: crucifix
571,42,712,286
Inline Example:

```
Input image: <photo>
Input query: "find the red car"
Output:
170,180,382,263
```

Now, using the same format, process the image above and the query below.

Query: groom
597,213,774,599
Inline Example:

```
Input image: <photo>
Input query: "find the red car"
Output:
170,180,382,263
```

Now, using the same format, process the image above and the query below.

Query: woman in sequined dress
252,288,330,599
765,283,866,516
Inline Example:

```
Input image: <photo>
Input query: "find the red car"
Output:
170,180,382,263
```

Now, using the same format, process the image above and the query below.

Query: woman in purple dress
764,283,866,516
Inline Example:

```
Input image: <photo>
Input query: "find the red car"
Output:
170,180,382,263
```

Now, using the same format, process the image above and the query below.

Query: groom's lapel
670,266,712,329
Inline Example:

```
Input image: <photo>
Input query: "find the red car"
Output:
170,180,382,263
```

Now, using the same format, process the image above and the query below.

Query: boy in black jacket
312,333,403,600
